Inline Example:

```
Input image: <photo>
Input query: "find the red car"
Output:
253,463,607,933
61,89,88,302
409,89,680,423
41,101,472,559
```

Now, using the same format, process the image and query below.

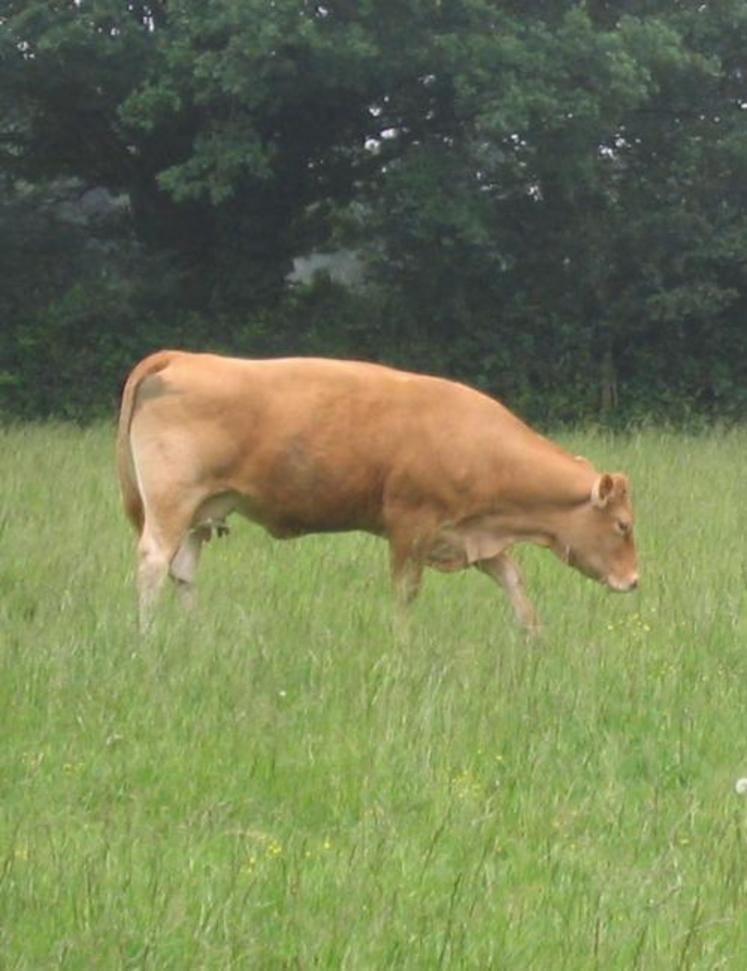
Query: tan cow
117,351,638,631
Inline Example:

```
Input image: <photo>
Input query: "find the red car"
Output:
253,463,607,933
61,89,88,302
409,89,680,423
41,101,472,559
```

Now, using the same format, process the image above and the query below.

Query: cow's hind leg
169,528,207,612
137,528,172,632
475,553,541,636
136,498,200,633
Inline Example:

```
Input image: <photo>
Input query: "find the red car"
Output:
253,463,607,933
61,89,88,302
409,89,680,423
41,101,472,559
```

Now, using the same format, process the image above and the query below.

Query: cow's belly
225,441,386,537
233,488,384,539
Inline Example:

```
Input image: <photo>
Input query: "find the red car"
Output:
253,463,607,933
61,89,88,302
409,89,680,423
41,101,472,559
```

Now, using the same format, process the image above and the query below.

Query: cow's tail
116,350,175,535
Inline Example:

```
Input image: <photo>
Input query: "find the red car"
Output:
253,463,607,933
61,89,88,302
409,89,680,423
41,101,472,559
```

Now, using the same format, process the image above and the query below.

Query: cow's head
554,472,638,592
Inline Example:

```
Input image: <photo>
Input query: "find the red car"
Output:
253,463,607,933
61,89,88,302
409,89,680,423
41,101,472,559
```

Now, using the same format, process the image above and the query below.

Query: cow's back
128,354,462,536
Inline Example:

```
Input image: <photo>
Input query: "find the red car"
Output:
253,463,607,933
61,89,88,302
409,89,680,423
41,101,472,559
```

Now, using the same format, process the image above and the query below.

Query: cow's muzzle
607,574,638,593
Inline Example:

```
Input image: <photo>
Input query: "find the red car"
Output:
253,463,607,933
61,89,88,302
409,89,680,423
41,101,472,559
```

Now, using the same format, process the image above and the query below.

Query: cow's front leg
476,553,541,635
388,538,424,638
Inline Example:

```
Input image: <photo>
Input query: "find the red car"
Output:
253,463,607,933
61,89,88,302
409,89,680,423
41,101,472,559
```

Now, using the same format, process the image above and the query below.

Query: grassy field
1,422,746,969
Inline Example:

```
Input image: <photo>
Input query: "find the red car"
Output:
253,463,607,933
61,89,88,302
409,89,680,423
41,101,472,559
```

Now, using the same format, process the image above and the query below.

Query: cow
117,350,638,632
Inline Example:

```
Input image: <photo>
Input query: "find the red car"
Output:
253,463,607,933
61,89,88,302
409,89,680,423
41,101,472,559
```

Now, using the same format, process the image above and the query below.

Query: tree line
1,0,746,424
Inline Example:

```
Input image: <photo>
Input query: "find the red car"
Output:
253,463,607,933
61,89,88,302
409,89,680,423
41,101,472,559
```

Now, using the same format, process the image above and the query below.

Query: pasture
1,422,746,969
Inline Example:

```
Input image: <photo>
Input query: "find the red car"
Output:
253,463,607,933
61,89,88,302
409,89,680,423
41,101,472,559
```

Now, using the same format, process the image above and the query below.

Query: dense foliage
1,1,746,423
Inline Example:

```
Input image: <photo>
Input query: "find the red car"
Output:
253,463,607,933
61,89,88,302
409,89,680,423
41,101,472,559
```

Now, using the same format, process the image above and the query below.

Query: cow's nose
624,573,639,591
608,574,638,593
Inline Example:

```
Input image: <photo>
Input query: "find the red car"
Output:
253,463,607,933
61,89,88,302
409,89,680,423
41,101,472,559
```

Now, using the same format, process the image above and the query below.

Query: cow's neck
496,440,594,508
488,442,595,548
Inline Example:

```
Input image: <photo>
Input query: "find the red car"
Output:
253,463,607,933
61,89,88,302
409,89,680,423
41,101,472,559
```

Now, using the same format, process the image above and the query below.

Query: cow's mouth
561,546,637,592
606,575,639,593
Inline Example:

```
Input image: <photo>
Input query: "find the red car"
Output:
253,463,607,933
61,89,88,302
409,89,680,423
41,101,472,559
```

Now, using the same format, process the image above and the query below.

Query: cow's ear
591,473,615,508
612,472,628,499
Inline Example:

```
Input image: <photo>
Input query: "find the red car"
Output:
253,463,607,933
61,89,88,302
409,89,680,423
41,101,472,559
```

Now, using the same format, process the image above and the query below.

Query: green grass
1,422,746,969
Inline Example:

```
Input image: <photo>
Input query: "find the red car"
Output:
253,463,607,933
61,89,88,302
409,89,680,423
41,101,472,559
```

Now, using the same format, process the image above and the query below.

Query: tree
1,1,746,421
343,3,747,418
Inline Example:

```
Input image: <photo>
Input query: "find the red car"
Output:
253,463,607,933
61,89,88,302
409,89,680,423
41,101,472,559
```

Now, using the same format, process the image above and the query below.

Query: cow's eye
616,519,631,535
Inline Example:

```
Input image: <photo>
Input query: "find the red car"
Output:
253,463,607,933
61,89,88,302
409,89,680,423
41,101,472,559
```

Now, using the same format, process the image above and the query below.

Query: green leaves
158,125,271,204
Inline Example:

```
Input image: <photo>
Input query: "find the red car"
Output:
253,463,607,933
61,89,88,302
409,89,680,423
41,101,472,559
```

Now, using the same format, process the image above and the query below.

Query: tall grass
1,423,746,969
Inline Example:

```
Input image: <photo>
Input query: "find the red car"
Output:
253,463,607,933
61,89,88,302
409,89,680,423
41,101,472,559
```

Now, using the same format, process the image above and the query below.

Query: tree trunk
600,347,618,415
